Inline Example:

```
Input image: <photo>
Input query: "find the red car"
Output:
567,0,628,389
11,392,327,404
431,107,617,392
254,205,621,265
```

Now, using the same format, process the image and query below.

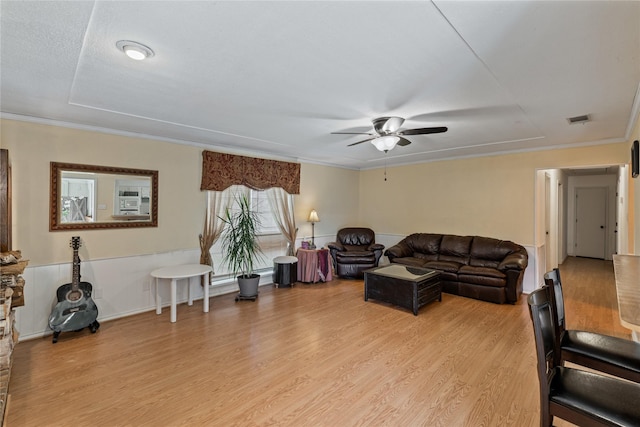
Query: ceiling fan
332,116,447,152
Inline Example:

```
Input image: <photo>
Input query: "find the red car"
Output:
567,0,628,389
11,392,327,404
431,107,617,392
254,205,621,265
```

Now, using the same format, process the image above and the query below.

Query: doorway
534,165,625,290
574,187,607,259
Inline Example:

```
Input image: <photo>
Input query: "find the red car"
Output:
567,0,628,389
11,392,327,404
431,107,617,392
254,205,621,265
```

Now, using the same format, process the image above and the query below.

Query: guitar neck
72,249,81,291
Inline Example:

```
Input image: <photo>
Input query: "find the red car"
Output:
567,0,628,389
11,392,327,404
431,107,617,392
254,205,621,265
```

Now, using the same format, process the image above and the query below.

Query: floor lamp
308,209,319,249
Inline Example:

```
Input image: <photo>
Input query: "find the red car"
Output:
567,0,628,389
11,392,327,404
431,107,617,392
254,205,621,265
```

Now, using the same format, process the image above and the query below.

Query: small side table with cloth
296,248,332,283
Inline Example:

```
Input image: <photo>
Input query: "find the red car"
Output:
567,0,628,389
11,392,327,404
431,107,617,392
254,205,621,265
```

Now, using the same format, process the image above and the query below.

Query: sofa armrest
384,241,412,261
499,252,528,271
326,242,343,271
368,243,385,266
326,242,344,252
368,243,385,252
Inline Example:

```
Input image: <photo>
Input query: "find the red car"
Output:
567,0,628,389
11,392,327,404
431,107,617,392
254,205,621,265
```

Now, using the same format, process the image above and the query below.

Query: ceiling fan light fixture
116,40,155,60
382,116,405,133
373,116,405,134
371,135,400,152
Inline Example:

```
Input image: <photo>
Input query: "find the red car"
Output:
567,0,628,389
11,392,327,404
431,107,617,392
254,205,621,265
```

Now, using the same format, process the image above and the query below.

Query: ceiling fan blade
348,137,375,147
398,126,448,136
331,132,374,135
396,137,411,147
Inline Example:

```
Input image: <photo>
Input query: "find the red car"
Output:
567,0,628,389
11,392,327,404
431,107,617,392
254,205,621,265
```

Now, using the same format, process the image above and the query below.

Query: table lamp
308,209,319,249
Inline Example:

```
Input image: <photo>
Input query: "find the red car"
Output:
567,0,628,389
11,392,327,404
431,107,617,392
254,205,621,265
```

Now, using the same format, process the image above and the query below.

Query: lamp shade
371,135,400,152
308,209,320,223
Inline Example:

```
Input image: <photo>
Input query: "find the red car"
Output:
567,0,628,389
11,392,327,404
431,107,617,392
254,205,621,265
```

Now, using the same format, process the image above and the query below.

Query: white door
575,187,606,259
545,174,551,271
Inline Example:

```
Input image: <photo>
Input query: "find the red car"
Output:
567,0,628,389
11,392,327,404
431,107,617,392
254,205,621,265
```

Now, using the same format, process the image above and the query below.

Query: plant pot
237,274,260,298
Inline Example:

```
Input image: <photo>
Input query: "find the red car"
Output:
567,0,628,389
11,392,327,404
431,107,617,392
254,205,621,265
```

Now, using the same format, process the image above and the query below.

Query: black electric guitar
48,236,100,343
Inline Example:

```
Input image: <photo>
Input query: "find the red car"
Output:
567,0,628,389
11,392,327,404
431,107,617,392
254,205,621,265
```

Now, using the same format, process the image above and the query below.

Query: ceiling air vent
567,114,591,124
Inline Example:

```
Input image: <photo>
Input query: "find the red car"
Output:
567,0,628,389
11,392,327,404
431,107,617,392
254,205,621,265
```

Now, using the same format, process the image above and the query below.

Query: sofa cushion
415,252,439,262
459,265,506,279
459,265,506,287
438,235,472,265
343,244,367,252
458,274,506,288
469,236,520,269
435,270,458,282
407,233,443,255
336,251,375,264
392,257,427,268
425,260,463,273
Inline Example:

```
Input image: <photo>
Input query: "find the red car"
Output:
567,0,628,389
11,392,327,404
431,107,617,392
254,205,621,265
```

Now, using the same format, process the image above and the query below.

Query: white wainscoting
523,245,538,294
15,249,275,341
17,234,539,341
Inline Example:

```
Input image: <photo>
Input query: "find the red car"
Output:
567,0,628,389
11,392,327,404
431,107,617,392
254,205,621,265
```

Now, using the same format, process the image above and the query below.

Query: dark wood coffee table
364,264,441,315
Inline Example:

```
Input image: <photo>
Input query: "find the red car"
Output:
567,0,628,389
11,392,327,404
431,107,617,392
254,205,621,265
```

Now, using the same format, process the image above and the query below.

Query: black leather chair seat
529,287,640,426
545,268,640,383
550,367,640,425
562,330,640,374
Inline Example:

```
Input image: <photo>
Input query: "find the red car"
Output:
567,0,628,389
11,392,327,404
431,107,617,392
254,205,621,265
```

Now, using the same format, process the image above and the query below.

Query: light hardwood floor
6,257,630,426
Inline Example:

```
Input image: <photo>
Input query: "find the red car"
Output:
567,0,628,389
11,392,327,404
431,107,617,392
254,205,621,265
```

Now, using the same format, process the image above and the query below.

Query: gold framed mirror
50,162,158,231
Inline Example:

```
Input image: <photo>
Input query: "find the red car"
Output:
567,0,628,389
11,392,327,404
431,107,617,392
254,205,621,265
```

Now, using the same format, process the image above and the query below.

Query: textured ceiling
2,1,639,169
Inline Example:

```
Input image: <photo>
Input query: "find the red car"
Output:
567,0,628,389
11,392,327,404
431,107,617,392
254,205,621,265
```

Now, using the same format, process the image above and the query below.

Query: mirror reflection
51,162,158,231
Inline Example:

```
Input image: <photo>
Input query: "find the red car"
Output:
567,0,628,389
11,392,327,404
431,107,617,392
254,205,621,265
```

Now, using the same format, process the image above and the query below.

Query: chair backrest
336,228,375,247
543,268,566,333
527,287,558,426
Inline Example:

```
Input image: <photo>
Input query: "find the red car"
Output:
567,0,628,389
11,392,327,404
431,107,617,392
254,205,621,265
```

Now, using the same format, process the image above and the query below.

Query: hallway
558,256,631,339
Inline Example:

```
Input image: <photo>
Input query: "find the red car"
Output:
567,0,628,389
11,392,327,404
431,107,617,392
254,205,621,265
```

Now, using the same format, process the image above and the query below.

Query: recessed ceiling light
116,40,154,61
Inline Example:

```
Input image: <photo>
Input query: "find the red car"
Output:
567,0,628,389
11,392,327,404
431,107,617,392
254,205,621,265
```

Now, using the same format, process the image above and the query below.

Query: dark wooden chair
544,268,640,383
528,287,640,426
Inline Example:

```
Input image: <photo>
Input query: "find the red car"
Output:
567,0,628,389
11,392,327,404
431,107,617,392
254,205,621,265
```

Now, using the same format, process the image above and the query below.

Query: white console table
150,264,212,323
612,254,640,342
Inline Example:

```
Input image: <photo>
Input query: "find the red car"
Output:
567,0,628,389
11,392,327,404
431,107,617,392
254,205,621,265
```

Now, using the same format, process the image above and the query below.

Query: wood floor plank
6,257,630,426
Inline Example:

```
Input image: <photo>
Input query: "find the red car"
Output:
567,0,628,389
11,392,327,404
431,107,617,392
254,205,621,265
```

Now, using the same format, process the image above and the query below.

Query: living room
4,116,637,339
2,1,640,425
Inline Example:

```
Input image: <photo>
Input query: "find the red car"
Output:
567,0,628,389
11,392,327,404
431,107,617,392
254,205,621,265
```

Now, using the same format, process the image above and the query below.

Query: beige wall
1,117,634,264
359,143,630,247
296,163,359,242
1,119,359,265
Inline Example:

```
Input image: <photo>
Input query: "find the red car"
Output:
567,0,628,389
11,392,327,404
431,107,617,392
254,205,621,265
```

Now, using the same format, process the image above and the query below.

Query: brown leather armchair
327,228,384,278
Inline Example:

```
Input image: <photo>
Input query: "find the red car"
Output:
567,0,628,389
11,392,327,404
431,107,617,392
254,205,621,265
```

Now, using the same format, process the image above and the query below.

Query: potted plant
219,193,264,300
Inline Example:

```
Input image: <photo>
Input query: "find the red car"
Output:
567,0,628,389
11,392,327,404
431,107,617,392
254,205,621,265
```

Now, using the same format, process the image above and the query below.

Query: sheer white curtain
199,190,231,278
266,187,298,256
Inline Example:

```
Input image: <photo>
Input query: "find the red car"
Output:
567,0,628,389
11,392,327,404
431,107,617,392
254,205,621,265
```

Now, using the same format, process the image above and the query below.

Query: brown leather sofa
327,227,385,279
385,233,528,304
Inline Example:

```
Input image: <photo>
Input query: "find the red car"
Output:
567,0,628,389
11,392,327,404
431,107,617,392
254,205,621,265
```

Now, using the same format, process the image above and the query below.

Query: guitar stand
235,294,257,302
52,320,100,344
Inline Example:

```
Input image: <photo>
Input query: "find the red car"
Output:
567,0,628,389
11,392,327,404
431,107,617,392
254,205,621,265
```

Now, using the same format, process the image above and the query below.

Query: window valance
200,151,300,194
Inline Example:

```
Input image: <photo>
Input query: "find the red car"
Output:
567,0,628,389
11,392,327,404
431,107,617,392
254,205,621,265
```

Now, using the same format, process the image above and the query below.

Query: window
210,186,288,278
250,189,280,235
